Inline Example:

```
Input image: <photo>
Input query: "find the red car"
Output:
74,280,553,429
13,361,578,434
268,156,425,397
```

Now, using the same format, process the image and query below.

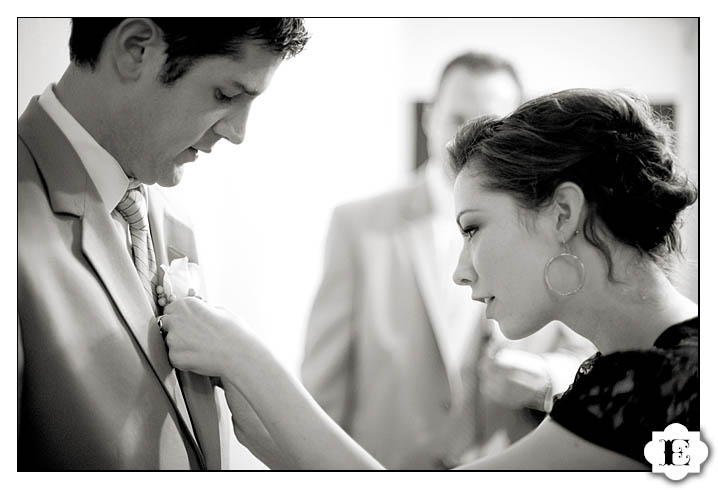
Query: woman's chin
496,320,534,341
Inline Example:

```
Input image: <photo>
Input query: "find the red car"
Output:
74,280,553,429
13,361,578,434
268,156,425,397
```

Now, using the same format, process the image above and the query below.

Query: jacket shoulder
332,180,427,230
18,133,37,175
18,134,49,214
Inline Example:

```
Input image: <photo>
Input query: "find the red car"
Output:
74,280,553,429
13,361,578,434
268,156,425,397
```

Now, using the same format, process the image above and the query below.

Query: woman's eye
461,226,479,240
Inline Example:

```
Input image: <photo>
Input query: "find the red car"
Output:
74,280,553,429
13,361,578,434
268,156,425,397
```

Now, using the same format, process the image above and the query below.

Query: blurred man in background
301,52,596,469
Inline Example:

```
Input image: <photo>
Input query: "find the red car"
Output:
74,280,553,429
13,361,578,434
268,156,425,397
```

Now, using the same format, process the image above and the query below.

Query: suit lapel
81,203,202,446
400,181,464,398
19,98,207,468
148,190,222,470
83,198,209,470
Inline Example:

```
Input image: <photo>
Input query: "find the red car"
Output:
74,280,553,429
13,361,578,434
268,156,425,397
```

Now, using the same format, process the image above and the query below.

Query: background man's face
425,67,522,165
113,40,284,187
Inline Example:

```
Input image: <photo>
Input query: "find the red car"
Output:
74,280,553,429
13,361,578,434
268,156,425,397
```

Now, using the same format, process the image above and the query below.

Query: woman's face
452,167,559,340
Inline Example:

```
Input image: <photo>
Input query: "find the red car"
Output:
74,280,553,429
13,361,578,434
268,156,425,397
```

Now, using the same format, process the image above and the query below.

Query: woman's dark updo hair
447,88,697,276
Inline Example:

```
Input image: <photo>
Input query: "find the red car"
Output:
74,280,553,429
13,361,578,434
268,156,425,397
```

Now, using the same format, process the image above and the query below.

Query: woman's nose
453,244,476,286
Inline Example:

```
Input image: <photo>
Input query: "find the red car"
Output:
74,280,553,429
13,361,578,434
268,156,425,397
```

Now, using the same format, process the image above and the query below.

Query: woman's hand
160,299,383,470
161,299,298,467
161,297,255,378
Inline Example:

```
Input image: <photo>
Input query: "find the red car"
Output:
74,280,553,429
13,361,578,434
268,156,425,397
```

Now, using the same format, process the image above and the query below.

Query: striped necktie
116,185,159,313
115,185,201,450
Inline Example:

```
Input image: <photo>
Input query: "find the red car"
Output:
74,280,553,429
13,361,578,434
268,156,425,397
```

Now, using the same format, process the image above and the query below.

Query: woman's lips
472,295,494,304
473,295,496,317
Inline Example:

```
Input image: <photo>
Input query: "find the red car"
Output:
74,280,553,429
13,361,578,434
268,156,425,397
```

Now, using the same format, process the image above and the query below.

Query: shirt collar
38,84,131,213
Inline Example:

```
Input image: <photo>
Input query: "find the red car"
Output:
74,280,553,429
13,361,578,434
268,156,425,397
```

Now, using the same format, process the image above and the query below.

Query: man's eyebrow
231,81,260,97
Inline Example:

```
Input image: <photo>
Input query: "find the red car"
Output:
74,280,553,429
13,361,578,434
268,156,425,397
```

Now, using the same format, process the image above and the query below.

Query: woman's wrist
539,379,553,412
532,357,554,412
532,366,553,412
221,328,274,391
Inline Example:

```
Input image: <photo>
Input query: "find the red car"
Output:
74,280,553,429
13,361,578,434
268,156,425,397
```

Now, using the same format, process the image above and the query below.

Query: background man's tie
116,185,160,314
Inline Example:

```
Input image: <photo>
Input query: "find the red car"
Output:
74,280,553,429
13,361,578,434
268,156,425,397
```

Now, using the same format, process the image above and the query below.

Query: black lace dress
549,317,699,464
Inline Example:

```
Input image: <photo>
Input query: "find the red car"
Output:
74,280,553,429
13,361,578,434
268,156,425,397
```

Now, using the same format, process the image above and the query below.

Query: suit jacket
18,98,224,470
301,177,596,469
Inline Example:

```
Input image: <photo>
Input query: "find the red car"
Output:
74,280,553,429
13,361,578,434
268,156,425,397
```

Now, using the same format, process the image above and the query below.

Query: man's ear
551,182,585,240
107,18,164,81
421,100,434,141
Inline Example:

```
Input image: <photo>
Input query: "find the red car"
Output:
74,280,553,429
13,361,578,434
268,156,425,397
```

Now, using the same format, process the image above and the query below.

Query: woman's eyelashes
460,225,480,240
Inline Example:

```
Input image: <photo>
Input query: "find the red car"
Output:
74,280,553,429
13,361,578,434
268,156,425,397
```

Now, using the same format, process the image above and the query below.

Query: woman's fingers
159,297,231,378
157,304,193,368
163,296,186,315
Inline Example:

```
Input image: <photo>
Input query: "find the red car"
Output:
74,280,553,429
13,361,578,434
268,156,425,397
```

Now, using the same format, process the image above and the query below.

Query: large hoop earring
544,234,585,296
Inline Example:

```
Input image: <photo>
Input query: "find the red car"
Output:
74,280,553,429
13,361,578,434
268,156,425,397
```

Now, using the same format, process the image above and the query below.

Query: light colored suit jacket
18,98,224,470
301,177,595,469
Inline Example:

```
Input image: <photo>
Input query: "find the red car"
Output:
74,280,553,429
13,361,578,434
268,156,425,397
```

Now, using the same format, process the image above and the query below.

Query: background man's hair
435,51,524,102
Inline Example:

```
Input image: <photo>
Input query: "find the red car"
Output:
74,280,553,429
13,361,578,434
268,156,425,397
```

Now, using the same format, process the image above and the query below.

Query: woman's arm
162,298,383,470
221,380,294,469
225,338,383,470
162,298,646,471
456,417,648,470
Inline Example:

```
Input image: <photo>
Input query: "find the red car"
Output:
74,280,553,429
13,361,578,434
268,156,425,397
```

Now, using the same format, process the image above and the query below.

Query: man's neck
423,157,456,217
55,66,112,153
424,157,453,186
54,65,130,177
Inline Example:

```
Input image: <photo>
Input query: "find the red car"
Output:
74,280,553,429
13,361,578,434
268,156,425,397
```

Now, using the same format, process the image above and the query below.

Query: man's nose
213,106,250,145
452,244,476,287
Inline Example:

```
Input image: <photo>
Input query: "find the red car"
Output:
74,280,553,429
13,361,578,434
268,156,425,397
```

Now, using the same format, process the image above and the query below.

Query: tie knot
116,187,148,229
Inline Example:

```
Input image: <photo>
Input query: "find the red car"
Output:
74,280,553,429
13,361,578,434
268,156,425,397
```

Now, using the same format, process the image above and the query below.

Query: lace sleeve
550,348,698,464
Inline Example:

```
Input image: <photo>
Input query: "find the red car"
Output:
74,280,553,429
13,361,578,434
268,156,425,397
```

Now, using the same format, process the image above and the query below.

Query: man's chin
156,166,185,187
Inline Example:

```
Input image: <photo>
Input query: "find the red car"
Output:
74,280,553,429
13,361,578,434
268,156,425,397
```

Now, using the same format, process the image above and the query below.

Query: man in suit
18,18,308,470
301,52,596,469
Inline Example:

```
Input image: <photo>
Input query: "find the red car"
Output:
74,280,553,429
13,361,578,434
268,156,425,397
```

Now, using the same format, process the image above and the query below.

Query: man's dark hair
435,51,524,103
69,18,309,84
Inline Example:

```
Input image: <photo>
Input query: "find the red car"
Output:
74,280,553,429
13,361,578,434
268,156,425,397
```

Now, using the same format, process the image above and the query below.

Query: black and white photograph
15,14,707,484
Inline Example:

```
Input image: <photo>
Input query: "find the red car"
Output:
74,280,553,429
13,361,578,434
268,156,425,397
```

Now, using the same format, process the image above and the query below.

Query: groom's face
117,40,284,187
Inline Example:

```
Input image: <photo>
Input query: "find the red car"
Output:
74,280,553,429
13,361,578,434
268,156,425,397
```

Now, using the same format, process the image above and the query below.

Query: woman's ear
551,182,585,240
107,18,164,81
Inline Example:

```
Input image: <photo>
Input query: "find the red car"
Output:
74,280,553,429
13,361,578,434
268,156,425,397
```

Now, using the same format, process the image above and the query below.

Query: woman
160,88,698,470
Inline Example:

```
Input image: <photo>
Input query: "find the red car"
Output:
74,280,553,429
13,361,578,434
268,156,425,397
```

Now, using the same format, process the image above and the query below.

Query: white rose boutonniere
156,257,205,307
